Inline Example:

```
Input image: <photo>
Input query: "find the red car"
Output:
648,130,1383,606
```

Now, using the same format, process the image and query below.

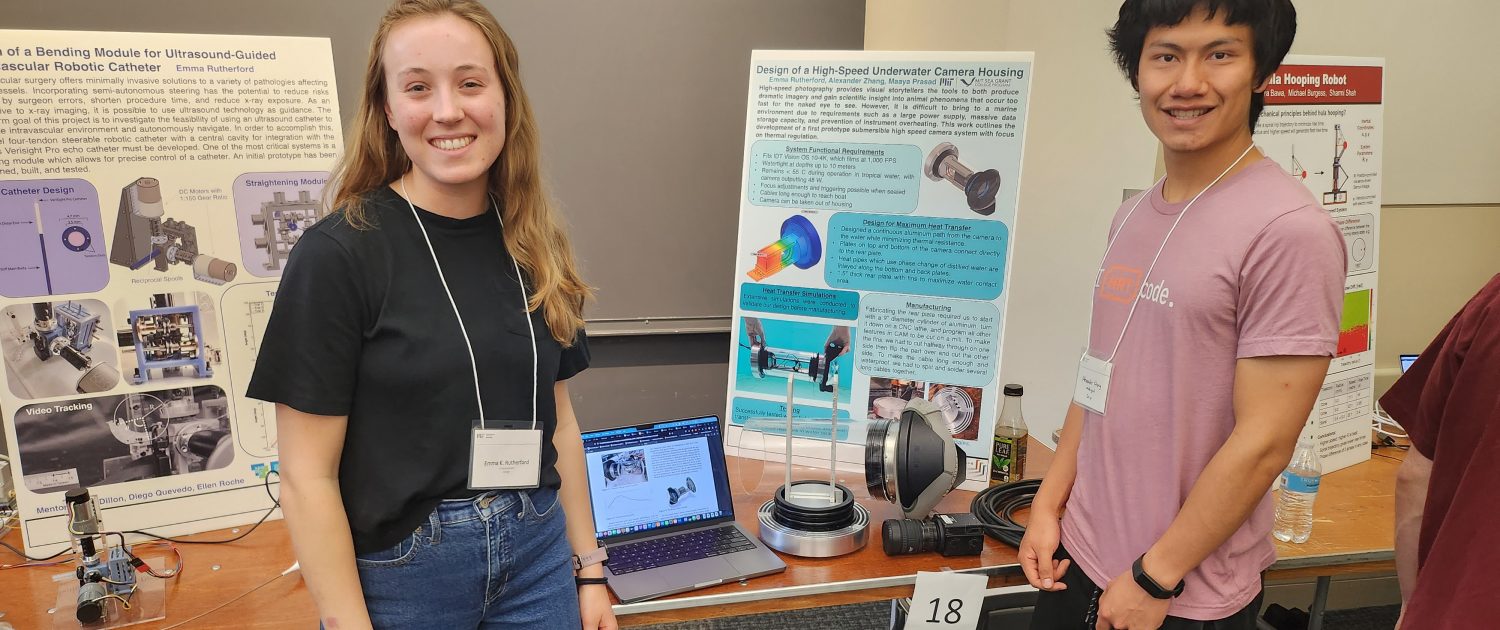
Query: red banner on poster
1263,65,1383,105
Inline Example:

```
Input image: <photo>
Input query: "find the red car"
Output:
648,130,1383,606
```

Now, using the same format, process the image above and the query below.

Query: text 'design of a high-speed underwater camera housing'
864,397,966,520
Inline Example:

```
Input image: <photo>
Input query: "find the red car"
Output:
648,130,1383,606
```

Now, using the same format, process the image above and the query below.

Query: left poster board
0,30,342,554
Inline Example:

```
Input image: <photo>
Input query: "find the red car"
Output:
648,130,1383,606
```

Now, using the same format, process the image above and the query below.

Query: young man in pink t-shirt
1020,1,1346,628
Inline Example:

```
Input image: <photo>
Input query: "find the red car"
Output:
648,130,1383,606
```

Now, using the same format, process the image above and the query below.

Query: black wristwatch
1132,554,1185,599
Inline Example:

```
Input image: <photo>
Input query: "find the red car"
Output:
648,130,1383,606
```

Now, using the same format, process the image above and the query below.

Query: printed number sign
908,570,986,629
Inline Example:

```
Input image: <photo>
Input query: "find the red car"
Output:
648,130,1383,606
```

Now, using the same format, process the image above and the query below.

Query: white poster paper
0,30,342,552
724,51,1033,490
1253,55,1384,472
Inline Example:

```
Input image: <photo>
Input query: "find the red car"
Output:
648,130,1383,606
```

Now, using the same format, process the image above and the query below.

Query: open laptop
582,415,785,603
1400,353,1419,373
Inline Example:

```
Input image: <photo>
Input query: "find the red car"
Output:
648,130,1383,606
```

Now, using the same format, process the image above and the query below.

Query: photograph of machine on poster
725,51,1033,491
0,28,343,554
2,299,123,398
1252,55,1383,473
13,385,234,493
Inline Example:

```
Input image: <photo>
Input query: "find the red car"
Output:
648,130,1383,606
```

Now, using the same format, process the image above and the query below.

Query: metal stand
758,374,868,557
1307,575,1331,630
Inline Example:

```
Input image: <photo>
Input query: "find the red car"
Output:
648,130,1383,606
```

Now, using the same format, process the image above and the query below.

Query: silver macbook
582,415,785,603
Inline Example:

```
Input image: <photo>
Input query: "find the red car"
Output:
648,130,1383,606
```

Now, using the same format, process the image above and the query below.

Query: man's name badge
1073,352,1113,416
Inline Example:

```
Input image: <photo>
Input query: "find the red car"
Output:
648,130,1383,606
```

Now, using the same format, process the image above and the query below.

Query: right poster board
1253,55,1384,473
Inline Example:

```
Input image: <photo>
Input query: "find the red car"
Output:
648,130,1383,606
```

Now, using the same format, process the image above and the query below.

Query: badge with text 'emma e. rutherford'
469,420,542,490
1073,352,1113,416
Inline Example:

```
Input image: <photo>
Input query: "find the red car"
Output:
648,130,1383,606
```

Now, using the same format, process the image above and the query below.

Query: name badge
470,424,542,490
1073,352,1113,416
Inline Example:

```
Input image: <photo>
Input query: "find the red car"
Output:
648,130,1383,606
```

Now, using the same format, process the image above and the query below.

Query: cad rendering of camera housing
667,477,697,505
865,397,966,520
882,512,985,557
924,142,1001,216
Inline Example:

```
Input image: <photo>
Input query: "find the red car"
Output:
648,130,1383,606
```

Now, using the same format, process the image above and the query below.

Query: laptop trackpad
670,555,737,588
725,546,785,576
616,556,736,602
660,555,735,591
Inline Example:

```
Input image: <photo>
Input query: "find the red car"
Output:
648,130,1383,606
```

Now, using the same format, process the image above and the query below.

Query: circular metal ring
757,500,869,558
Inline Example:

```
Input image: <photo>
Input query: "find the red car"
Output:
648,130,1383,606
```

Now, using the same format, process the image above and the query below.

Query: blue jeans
354,486,581,629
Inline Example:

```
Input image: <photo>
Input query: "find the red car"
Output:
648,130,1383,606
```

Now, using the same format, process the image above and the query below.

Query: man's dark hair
1108,0,1297,131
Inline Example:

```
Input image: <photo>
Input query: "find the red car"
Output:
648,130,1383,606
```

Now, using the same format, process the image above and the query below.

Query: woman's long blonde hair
328,0,590,345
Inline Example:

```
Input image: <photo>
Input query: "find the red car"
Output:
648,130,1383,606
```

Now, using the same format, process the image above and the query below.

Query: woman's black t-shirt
246,185,589,553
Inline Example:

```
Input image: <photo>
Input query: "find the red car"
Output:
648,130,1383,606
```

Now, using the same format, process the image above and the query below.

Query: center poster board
0,30,341,553
725,51,1033,491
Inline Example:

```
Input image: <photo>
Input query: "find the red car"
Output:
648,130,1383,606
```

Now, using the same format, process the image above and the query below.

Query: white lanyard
400,178,538,431
1085,144,1256,362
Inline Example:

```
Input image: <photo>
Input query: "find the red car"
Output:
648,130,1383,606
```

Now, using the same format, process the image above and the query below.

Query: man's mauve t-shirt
1061,158,1346,619
1379,273,1500,628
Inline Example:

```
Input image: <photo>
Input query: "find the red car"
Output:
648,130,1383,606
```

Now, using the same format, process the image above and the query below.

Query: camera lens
864,418,893,500
881,518,939,556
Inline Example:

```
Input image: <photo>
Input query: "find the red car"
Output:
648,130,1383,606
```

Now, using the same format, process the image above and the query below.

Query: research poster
0,30,342,553
1253,55,1383,473
725,51,1033,491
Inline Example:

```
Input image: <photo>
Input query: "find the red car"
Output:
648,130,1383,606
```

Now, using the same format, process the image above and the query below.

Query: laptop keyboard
607,526,757,575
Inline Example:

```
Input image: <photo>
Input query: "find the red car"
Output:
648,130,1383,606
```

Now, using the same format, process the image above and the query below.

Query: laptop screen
581,415,734,541
1400,354,1418,373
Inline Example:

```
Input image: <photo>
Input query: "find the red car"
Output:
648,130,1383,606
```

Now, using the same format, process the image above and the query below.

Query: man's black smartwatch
1132,554,1185,599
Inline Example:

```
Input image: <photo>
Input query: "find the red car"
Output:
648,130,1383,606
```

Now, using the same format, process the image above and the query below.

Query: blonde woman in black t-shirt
247,1,612,628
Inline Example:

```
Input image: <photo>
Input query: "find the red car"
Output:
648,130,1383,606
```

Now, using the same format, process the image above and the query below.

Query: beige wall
1374,205,1500,394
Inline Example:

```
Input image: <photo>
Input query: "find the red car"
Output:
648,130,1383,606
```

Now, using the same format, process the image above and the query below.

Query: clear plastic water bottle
1273,437,1322,543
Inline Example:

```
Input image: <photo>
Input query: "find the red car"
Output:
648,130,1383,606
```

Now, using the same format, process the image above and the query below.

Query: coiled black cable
969,478,1041,548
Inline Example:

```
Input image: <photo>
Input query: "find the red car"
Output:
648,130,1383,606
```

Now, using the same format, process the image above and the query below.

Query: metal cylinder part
59,344,91,371
77,582,107,622
757,499,870,558
76,362,121,394
133,177,165,218
134,177,161,203
193,255,238,283
924,143,961,181
186,429,231,459
936,155,975,189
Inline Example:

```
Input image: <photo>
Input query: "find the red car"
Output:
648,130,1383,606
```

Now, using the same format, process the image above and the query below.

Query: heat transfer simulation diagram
924,142,1001,215
1337,289,1372,357
110,177,238,284
1324,125,1349,205
747,215,822,282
